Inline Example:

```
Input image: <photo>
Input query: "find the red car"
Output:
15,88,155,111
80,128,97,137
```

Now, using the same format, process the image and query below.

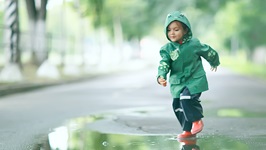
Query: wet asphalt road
0,65,266,150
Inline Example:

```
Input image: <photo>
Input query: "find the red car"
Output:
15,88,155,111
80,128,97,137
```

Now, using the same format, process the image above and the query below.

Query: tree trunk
113,16,123,63
0,0,23,82
25,0,48,66
230,35,239,56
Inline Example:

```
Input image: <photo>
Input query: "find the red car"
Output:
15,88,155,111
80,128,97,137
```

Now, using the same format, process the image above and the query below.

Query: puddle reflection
37,127,257,150
34,108,266,150
44,130,188,150
178,138,199,150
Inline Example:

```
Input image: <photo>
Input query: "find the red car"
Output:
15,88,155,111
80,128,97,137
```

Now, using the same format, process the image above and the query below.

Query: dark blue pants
172,87,204,131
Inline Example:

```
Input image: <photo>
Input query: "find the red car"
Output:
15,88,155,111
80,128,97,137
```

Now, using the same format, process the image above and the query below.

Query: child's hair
179,21,189,33
169,20,189,34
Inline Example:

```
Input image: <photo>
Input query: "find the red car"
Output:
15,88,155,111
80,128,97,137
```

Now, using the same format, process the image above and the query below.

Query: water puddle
47,131,181,150
34,107,266,150
203,108,266,118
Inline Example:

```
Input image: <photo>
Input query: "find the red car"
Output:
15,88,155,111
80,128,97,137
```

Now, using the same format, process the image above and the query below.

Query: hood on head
164,11,192,43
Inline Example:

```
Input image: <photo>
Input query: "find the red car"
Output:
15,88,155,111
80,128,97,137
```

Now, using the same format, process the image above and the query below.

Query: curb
0,74,100,97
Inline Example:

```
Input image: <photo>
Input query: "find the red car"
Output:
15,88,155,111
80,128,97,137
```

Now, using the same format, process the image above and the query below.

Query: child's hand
211,66,217,72
158,77,167,87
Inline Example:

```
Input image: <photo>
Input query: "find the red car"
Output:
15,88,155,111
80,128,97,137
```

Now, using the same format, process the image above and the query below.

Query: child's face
167,21,187,43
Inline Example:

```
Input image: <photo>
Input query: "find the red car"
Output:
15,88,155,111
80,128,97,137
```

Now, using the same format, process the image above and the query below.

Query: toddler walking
157,11,220,138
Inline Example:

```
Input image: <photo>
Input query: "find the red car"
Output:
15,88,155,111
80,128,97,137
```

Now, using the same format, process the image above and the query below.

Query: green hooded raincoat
157,11,220,98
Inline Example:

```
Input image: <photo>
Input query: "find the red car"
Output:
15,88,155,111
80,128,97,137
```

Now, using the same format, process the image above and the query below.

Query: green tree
102,0,149,40
238,0,266,58
74,0,200,42
78,0,104,28
195,0,266,57
194,0,229,13
101,0,192,41
212,1,243,53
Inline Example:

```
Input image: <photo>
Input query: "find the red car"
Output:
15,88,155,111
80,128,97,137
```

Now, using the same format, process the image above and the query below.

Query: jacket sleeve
196,43,220,67
157,49,171,80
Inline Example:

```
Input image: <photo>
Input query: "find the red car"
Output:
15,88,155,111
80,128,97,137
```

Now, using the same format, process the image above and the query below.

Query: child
157,11,220,139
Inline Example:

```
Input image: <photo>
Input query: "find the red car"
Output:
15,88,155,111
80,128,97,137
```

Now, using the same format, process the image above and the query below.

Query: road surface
0,64,266,150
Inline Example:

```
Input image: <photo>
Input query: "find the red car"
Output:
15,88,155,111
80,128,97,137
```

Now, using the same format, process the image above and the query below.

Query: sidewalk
0,76,93,97
0,59,153,97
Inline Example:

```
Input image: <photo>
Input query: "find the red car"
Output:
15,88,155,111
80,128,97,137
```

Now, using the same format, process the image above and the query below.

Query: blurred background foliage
0,0,266,81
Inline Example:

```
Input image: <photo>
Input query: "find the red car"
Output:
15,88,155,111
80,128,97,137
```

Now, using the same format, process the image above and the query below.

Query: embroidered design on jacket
159,62,169,72
170,49,179,61
208,50,216,59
